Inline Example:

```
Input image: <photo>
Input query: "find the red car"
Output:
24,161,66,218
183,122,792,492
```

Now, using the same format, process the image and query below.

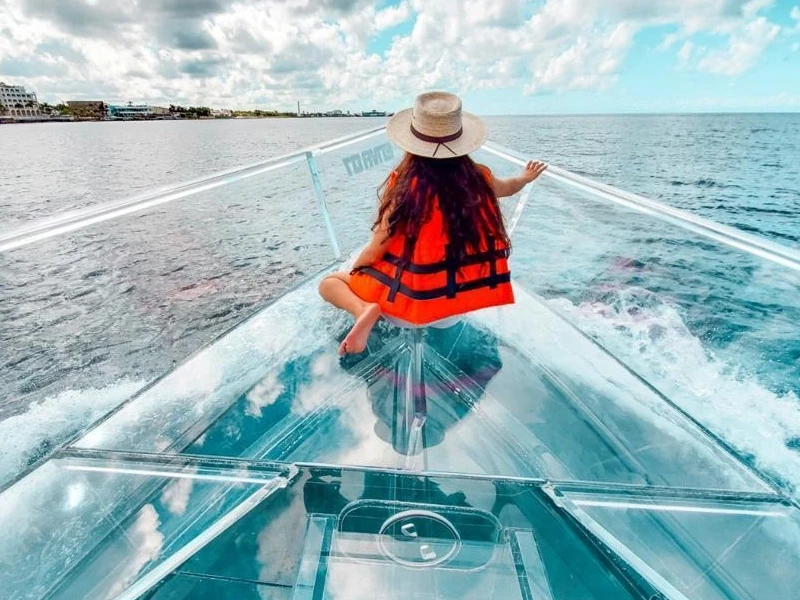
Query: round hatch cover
377,509,461,568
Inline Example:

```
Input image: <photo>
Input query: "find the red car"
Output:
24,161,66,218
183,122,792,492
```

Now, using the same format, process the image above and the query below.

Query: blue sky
367,0,800,114
1,0,798,114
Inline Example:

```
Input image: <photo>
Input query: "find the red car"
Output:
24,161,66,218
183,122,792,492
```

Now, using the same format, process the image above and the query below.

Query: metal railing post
305,151,342,260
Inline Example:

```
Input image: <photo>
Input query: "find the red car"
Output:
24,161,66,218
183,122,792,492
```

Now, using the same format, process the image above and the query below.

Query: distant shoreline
3,112,796,126
0,115,390,125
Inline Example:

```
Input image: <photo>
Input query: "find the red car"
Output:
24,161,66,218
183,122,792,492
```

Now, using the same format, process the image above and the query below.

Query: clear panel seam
110,472,294,600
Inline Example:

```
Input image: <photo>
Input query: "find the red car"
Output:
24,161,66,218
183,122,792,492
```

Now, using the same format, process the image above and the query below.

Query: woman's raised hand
520,160,547,184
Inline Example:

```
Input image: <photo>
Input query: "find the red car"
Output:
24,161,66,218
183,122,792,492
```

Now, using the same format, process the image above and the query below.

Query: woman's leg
319,272,381,355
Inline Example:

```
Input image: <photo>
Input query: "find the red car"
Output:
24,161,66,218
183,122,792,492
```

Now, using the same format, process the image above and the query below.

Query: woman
319,91,547,355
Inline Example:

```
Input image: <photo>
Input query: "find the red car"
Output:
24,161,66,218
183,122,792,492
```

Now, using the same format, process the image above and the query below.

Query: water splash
548,287,800,499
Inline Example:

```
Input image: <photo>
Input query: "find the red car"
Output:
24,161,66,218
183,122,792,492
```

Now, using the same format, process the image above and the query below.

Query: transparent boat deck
2,127,800,600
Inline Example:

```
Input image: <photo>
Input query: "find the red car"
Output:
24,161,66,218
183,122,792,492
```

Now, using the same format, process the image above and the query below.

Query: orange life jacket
349,168,514,325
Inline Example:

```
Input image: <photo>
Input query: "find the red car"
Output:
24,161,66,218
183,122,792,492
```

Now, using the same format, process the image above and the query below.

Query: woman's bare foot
339,303,381,355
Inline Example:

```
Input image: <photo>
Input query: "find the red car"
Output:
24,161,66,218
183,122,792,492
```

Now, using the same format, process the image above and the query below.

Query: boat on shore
1,126,799,600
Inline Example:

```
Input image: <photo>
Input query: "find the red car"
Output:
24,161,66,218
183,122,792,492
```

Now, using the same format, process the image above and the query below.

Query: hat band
410,124,463,144
409,124,463,157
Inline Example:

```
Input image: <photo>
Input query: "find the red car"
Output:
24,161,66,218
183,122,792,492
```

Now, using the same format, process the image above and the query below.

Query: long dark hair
374,153,510,264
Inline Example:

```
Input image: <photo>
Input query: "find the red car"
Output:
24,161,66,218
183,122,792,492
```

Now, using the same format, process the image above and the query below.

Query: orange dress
349,168,514,325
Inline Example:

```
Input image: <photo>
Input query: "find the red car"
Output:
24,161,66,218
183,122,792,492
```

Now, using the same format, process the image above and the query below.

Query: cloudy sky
1,0,799,114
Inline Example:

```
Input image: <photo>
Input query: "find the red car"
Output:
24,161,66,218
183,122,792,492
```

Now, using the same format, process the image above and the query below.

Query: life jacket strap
488,236,498,289
366,236,510,303
445,243,457,299
358,267,511,301
379,245,510,275
386,236,413,303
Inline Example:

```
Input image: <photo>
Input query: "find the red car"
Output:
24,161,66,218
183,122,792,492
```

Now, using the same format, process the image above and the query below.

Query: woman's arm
352,211,392,269
490,161,547,198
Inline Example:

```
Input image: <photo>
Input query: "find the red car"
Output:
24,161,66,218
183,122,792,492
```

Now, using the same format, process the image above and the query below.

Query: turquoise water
489,113,800,248
0,114,798,494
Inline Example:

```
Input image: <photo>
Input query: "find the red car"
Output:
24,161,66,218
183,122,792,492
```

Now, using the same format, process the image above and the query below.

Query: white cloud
790,6,800,33
245,371,285,417
374,1,412,31
0,0,786,109
677,41,695,63
104,504,164,599
659,32,681,51
743,0,774,18
464,0,526,28
526,22,636,94
698,17,780,75
160,468,197,515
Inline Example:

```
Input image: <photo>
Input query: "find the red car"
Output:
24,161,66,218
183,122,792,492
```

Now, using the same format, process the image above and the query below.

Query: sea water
0,114,798,492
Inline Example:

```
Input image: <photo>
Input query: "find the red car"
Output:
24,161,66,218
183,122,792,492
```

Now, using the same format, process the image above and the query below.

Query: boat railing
0,125,387,254
482,141,800,273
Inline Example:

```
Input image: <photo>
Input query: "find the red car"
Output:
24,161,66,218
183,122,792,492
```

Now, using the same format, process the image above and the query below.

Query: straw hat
386,91,487,159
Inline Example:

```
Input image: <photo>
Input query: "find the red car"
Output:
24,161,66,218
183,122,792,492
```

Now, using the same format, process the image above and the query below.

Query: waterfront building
67,101,106,120
212,108,232,118
107,103,169,119
107,103,151,119
0,82,42,118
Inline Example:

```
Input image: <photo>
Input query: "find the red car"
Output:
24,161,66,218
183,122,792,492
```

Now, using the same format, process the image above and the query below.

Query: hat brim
386,108,487,159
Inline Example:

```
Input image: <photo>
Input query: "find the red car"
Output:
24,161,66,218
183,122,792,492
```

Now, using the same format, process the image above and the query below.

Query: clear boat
2,127,800,600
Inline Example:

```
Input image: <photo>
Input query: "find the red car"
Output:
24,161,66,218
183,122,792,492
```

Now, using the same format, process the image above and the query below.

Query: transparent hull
1,128,799,600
